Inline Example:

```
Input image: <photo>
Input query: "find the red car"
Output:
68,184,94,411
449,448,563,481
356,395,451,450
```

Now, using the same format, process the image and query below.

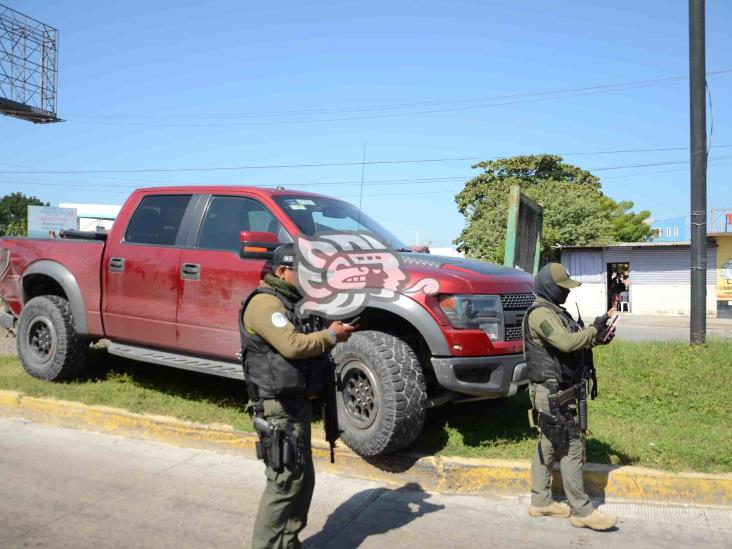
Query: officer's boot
569,509,617,531
528,502,571,518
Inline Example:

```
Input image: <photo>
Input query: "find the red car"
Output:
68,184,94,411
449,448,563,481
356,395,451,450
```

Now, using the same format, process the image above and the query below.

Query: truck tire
332,330,427,456
17,295,89,381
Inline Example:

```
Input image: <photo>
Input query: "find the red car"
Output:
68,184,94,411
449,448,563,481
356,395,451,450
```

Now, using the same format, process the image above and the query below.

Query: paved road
0,417,729,548
615,323,731,341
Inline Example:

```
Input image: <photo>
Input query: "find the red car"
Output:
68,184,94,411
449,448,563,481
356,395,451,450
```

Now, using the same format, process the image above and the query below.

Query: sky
2,0,732,246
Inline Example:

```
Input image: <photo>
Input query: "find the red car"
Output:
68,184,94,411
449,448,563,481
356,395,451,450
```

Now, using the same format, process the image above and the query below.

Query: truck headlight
438,294,504,341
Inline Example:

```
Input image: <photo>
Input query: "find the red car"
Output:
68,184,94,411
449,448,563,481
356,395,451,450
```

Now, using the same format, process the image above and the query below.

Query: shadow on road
304,482,444,548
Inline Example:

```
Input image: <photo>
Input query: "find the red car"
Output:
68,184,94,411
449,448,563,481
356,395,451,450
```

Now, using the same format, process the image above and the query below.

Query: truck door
176,194,290,361
103,194,193,349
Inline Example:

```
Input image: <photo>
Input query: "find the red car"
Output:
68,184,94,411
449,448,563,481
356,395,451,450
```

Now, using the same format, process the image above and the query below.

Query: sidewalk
2,417,730,549
2,389,731,508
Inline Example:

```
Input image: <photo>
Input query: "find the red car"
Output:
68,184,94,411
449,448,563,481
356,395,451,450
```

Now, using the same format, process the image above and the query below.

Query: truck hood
399,252,535,295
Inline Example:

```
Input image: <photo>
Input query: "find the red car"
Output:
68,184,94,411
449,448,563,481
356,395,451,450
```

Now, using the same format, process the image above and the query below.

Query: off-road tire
332,330,427,456
17,295,89,381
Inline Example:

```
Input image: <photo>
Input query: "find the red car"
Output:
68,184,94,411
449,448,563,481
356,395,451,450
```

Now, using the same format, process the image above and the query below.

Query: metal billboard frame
0,3,61,123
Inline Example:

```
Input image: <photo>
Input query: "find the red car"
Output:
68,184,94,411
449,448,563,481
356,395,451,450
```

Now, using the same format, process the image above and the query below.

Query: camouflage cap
548,262,581,289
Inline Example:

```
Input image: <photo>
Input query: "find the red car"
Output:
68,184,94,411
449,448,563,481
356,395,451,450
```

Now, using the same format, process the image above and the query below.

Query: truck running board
107,343,244,380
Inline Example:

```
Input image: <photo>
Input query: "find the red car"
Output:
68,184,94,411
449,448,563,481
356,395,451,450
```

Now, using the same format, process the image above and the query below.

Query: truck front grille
500,293,535,310
504,326,524,341
501,293,533,341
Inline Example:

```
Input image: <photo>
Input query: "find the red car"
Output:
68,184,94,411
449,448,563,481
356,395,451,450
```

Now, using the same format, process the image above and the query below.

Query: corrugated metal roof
559,239,721,251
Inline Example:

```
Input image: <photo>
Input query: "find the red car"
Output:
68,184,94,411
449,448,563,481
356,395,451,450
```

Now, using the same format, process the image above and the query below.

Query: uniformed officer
523,262,617,531
241,244,354,549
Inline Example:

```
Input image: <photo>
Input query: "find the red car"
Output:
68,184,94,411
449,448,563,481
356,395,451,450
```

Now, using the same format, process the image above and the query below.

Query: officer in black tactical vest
240,244,354,549
523,263,617,531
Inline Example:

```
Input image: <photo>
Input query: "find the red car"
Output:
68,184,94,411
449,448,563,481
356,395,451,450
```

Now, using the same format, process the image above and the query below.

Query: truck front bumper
431,354,528,397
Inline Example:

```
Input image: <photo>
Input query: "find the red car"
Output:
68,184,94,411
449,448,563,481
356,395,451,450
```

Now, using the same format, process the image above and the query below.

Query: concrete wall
630,283,717,316
564,281,717,317
564,283,606,319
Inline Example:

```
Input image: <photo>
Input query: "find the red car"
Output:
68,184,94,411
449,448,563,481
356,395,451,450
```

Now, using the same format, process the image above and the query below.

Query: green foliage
0,192,47,237
605,199,655,242
454,155,653,263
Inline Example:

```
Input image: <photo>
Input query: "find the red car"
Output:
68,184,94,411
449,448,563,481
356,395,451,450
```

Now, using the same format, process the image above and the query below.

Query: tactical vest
522,301,585,385
239,287,328,399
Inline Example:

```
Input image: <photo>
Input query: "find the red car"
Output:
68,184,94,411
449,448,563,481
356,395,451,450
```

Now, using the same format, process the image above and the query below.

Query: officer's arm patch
271,312,288,328
539,319,554,337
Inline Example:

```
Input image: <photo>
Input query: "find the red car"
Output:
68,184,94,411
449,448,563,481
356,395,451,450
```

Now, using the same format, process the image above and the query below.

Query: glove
596,326,615,345
592,313,610,333
594,313,617,345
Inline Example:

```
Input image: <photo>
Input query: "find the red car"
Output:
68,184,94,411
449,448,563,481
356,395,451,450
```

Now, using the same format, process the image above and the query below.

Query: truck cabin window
125,195,192,245
197,195,289,252
272,196,408,251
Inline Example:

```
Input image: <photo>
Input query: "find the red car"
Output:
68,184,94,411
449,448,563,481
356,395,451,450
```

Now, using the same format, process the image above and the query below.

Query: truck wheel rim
341,360,379,429
26,316,56,364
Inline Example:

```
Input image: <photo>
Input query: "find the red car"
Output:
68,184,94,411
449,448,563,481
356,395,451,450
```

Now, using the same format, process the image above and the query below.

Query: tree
604,199,654,242
0,192,48,237
454,155,653,263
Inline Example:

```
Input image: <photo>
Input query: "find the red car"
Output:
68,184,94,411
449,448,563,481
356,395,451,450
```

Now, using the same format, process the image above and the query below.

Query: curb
1,390,730,507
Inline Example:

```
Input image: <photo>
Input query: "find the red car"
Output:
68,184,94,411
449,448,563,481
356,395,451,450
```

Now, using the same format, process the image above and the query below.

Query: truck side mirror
240,231,279,260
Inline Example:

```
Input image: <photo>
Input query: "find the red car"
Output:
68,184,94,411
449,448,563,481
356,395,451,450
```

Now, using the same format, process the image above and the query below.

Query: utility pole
689,0,707,344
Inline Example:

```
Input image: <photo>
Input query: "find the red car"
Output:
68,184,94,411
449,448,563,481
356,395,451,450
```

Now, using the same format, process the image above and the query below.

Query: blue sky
2,0,731,245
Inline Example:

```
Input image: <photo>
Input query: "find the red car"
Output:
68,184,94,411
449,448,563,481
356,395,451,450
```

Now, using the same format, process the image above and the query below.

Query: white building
59,203,121,232
560,241,717,317
429,246,464,258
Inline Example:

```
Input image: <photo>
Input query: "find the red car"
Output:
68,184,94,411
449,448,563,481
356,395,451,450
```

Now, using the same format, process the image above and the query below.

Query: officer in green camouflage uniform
241,244,354,549
524,263,617,531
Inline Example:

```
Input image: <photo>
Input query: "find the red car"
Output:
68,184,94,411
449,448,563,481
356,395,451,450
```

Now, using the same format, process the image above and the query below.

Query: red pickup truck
0,186,534,455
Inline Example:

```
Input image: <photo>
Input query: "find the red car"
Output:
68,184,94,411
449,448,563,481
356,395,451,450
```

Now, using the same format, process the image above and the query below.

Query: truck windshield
273,195,409,251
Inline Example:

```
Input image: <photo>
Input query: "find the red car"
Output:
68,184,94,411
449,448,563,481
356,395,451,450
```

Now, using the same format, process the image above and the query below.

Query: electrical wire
2,144,732,176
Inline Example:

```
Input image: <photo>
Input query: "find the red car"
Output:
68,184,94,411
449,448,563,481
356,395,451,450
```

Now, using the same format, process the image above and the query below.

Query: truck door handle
181,263,200,280
109,257,125,273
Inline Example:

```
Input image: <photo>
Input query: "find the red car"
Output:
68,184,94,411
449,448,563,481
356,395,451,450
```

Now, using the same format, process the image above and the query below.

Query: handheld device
602,314,619,343
347,316,361,328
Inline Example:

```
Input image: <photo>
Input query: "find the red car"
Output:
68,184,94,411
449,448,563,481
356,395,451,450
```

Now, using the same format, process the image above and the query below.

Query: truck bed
0,237,106,336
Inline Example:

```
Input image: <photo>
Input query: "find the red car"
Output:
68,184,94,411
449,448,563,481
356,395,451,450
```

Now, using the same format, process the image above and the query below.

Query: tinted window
197,196,288,252
125,195,191,245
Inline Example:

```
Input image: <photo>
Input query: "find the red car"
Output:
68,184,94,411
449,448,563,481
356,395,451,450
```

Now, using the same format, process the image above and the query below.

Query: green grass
0,349,254,432
415,339,732,473
0,340,730,472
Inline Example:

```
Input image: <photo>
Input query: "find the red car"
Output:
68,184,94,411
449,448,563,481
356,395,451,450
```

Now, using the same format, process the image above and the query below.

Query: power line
3,144,732,176
7,70,726,127
0,157,479,175
32,68,732,128
5,155,732,195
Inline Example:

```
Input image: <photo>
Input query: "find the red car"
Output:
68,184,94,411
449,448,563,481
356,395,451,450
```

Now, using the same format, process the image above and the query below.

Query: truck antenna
356,142,366,233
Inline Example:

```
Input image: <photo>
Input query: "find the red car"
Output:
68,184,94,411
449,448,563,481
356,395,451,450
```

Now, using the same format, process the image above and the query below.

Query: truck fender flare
365,293,449,356
22,260,89,335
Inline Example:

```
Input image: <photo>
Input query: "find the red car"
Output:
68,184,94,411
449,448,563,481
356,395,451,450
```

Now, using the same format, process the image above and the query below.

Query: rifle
322,352,342,463
574,305,600,462
575,305,598,400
